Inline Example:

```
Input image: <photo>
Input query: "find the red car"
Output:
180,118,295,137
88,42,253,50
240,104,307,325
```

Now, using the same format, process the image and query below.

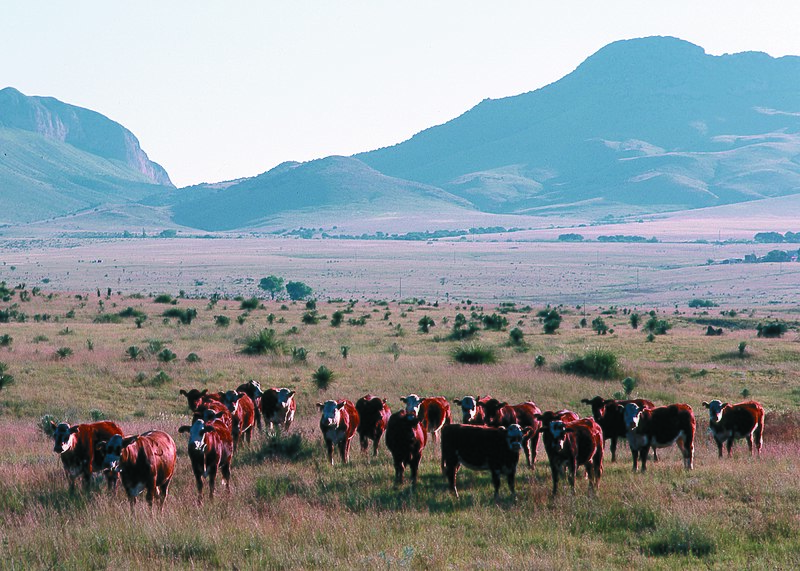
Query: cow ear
288,391,296,398
316,402,324,410
96,440,107,452
69,425,80,434
722,402,729,408
214,411,226,419
180,389,188,396
580,398,590,404
382,398,387,405
501,402,508,408
533,413,542,420
178,425,190,434
498,426,506,431
233,393,243,402
400,397,407,403
522,427,534,436
337,402,346,410
200,389,208,396
49,420,58,430
121,435,138,447
702,401,710,408
204,425,216,434
453,399,461,405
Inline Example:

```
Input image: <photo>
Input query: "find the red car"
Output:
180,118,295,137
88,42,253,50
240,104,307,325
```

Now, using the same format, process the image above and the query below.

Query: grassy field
1,289,800,569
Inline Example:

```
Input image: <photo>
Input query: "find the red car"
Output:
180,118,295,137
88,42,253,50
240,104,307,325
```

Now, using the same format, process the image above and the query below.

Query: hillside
0,87,173,224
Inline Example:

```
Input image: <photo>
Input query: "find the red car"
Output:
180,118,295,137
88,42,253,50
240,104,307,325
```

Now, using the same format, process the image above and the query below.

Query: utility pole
399,277,402,299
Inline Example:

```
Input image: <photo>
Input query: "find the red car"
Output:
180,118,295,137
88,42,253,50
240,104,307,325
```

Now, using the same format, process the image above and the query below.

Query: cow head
247,380,264,399
51,422,79,454
98,434,137,473
401,394,423,417
223,390,244,413
503,424,525,451
180,388,208,411
479,399,507,426
623,403,643,432
277,388,295,410
702,400,727,423
580,396,608,419
547,421,572,451
317,400,345,428
454,396,480,423
179,419,216,452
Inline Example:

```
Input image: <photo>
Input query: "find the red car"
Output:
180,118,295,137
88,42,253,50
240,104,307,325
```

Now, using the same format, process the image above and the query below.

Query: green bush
291,346,307,362
93,314,123,324
330,311,344,327
562,349,623,380
508,327,525,346
481,313,508,331
153,294,174,304
644,316,671,335
301,311,319,325
157,348,177,363
214,315,231,327
592,317,609,335
126,346,143,360
0,362,13,392
311,365,335,390
241,328,283,355
55,347,73,359
541,309,562,334
162,307,197,324
0,334,12,348
534,355,546,367
240,297,260,310
186,352,201,363
452,343,498,365
757,321,788,338
630,313,640,329
118,307,147,320
418,316,435,333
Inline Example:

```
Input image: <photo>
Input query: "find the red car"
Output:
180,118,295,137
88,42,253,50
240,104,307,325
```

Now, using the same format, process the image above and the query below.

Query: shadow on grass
234,431,315,466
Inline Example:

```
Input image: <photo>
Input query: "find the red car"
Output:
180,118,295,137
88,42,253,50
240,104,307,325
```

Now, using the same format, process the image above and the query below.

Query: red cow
178,416,233,503
97,430,177,511
355,395,391,457
317,399,359,465
400,394,451,442
581,396,657,462
261,388,297,433
384,410,426,487
477,398,542,467
452,395,493,425
441,423,529,499
50,420,123,492
622,403,695,472
180,388,223,412
222,390,256,450
537,415,603,495
194,399,233,430
236,380,263,432
702,400,765,457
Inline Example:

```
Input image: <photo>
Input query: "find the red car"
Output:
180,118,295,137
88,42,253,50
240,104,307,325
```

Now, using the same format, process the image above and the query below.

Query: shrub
508,327,525,346
89,409,106,421
757,321,788,338
39,414,59,437
644,316,671,335
93,314,123,324
157,348,177,363
0,334,12,348
214,315,231,327
541,310,562,334
481,313,508,331
54,347,73,359
237,314,247,325
147,339,165,354
418,316,435,333
118,307,147,320
291,346,307,362
452,343,498,365
688,299,719,308
162,307,197,324
0,362,13,392
148,371,172,386
240,297,260,310
241,328,283,355
738,341,747,356
153,294,174,304
301,311,319,325
330,311,344,327
646,333,655,343
305,299,317,310
311,365,335,390
592,317,609,335
622,376,638,396
534,355,546,368
562,349,623,380
705,325,723,336
630,313,640,329
126,346,143,360
286,281,313,301
340,345,349,359
186,352,201,363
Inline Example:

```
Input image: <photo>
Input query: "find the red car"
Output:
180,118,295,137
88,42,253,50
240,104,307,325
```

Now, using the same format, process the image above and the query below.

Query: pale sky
3,1,799,188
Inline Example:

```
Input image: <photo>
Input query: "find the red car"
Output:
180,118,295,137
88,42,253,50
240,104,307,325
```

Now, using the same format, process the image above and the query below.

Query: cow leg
491,470,502,500
568,459,577,493
652,449,659,462
340,438,350,464
640,447,649,472
207,465,218,500
528,431,540,467
507,469,517,498
631,448,639,472
714,437,723,458
746,433,754,456
550,463,560,496
684,437,694,470
727,438,734,458
393,458,405,486
193,469,204,504
446,463,459,498
609,437,617,462
159,478,172,512
106,472,118,494
359,434,369,454
82,469,92,493
754,423,764,457
254,409,262,433
373,435,381,457
410,456,421,488
325,440,334,465
221,462,231,493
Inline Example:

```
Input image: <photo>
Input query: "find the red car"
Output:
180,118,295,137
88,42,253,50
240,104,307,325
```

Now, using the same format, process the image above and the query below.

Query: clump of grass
418,315,435,333
214,315,230,327
644,522,716,557
301,311,319,325
153,294,174,304
241,432,315,465
89,409,106,421
562,348,623,380
39,414,59,437
147,339,165,354
157,348,177,363
330,310,344,327
452,343,498,365
126,346,143,360
0,334,12,348
54,347,73,359
93,314,123,324
738,341,747,356
186,352,201,363
148,370,172,386
757,321,787,338
240,328,283,355
291,346,307,362
534,355,546,367
644,316,671,335
311,365,335,390
118,307,147,320
162,307,197,324
541,309,562,334
0,362,13,392
481,313,508,331
240,297,260,310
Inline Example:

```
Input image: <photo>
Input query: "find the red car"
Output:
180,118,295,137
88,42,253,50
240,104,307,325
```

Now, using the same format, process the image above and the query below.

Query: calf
580,396,657,462
180,388,223,412
317,399,359,465
222,390,256,450
384,410,426,487
261,388,297,433
194,399,233,430
50,420,123,492
236,380,263,432
178,417,233,503
452,395,492,424
623,403,695,472
355,395,391,456
478,399,542,467
440,423,528,499
702,400,765,458
98,430,177,511
538,416,603,495
400,394,451,442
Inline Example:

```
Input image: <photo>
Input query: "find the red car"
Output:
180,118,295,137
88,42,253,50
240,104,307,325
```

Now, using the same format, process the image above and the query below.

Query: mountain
357,36,800,214
0,87,173,224
170,156,475,231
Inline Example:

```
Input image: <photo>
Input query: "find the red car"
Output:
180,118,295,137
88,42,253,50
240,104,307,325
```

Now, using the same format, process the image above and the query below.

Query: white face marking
277,388,294,409
506,424,524,450
223,391,240,413
459,396,477,422
708,400,724,423
249,380,263,398
52,424,76,454
549,421,567,450
320,401,341,428
624,403,641,431
188,420,207,451
102,434,125,472
402,394,422,416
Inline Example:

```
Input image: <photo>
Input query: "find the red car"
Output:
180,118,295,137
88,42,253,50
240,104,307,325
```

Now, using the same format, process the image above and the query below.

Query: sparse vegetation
452,343,497,365
562,348,623,380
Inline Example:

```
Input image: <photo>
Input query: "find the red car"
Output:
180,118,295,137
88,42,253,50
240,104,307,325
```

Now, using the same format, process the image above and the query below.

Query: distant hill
171,156,474,231
0,87,173,224
357,36,800,215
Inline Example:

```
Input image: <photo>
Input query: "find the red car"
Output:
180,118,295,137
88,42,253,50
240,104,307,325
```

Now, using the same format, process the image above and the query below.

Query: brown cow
317,399,359,465
180,388,223,412
477,398,542,467
222,390,256,450
702,400,765,458
355,395,391,456
452,395,493,425
97,430,177,511
178,415,233,503
384,410,426,487
538,415,603,495
50,420,123,492
441,423,529,499
261,388,297,433
581,396,657,462
400,394,451,442
623,403,695,472
236,380,263,432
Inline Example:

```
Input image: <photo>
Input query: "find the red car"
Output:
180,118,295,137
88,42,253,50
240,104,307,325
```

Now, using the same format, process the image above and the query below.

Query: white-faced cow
580,396,657,462
623,403,695,472
317,399,359,465
440,423,529,499
477,398,542,468
236,380,264,432
400,394,451,442
98,430,177,511
384,410,426,487
537,415,603,496
222,390,256,450
355,394,391,457
50,420,123,492
178,415,233,503
261,388,297,433
701,400,765,458
452,395,492,425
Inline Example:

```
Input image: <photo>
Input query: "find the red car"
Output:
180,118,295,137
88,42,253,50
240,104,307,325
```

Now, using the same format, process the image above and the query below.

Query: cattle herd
47,382,767,510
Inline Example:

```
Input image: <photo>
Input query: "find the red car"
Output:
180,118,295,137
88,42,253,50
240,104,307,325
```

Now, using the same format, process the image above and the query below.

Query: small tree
286,281,313,301
592,317,609,335
738,341,747,356
542,310,561,334
630,313,640,329
622,377,638,396
259,275,285,300
418,316,435,333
